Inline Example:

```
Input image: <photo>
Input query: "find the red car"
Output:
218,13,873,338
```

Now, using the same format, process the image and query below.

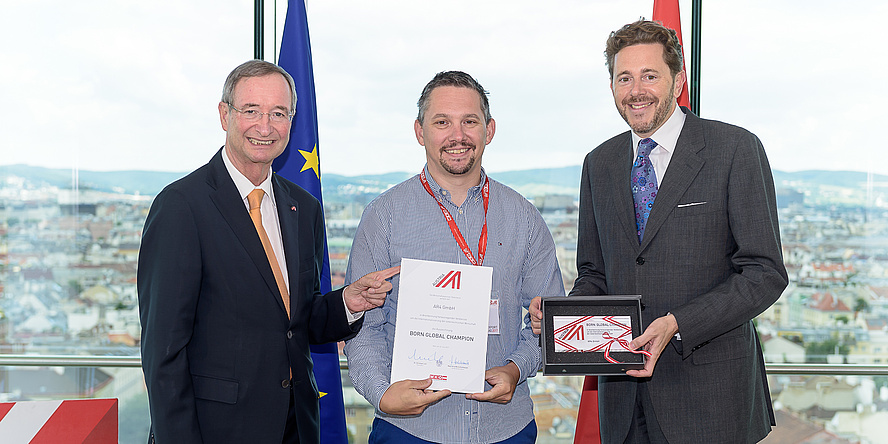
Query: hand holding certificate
390,258,492,393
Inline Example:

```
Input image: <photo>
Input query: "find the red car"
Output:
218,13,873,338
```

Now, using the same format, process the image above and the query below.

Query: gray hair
416,71,491,125
221,60,297,112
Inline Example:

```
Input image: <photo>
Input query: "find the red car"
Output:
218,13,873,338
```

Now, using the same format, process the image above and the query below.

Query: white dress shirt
221,146,361,322
222,147,290,291
631,105,687,186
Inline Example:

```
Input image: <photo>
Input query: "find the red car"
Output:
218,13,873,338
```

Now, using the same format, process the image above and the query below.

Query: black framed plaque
541,295,645,375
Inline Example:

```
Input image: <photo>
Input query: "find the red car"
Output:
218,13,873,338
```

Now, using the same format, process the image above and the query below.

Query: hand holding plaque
541,295,648,375
625,312,678,378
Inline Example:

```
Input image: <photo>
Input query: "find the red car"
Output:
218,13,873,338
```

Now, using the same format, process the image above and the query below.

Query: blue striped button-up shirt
343,166,565,443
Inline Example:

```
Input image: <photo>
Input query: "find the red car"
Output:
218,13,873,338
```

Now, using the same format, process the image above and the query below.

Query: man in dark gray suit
532,20,787,442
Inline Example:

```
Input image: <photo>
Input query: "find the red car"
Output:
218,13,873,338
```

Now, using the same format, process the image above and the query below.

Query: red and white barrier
0,399,117,444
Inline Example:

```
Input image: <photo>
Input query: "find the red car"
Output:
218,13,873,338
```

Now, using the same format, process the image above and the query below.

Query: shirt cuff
667,311,681,340
343,287,365,324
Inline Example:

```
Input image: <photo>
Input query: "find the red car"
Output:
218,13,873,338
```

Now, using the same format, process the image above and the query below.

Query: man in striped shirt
343,71,565,443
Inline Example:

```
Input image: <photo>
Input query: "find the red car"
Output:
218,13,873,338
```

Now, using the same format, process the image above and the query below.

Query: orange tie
247,189,290,318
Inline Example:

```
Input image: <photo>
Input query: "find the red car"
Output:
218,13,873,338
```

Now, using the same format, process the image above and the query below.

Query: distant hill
3,163,888,200
771,170,888,189
322,172,413,192
321,167,583,203
1,164,186,196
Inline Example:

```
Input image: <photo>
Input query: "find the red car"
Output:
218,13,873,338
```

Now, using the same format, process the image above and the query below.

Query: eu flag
273,1,349,443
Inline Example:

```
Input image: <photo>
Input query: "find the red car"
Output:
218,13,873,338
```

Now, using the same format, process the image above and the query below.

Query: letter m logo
435,270,461,289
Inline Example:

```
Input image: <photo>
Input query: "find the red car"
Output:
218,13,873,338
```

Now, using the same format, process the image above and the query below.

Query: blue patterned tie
632,138,658,243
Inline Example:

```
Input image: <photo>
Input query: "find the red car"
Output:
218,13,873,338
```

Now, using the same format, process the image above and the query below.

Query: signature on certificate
450,355,470,366
408,349,446,367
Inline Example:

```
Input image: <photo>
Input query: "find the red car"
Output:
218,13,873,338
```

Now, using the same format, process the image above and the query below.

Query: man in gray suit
532,20,787,442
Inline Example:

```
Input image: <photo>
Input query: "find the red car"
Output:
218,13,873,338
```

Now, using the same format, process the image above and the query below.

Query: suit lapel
206,150,286,312
605,133,641,244
273,176,300,323
640,110,706,250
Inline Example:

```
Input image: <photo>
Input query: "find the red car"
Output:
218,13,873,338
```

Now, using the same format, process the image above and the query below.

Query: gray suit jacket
572,108,788,443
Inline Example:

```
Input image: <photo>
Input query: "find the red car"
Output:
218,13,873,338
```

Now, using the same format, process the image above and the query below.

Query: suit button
287,331,293,339
636,257,645,265
282,379,291,389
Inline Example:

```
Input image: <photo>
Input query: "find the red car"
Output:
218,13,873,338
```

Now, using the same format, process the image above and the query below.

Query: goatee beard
440,143,476,175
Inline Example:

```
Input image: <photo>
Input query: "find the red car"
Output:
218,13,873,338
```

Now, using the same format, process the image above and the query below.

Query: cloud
2,0,885,176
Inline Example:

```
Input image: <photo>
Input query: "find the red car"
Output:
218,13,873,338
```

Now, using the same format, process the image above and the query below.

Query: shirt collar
421,164,488,200
222,145,276,206
631,105,686,154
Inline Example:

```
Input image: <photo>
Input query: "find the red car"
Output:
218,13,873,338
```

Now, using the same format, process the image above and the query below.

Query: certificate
390,258,492,393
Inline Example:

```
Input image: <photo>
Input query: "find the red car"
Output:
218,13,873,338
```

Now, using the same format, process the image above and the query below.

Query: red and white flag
0,399,117,444
653,0,691,109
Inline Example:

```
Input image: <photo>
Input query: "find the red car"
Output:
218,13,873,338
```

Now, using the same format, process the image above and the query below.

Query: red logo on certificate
434,270,462,289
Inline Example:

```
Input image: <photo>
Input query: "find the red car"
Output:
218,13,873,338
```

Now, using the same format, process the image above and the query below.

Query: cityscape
2,164,888,443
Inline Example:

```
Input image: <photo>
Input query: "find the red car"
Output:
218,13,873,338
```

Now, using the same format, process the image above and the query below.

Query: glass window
1,1,251,441
2,1,886,443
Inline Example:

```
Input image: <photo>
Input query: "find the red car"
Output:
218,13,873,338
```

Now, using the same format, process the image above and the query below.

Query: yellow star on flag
299,144,320,179
318,391,327,399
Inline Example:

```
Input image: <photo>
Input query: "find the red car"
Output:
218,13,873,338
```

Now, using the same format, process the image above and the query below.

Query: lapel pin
291,206,296,211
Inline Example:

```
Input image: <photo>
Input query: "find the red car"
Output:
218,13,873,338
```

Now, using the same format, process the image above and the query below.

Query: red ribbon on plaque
554,315,652,364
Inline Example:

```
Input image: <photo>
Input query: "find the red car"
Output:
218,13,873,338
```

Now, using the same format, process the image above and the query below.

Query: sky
2,0,885,177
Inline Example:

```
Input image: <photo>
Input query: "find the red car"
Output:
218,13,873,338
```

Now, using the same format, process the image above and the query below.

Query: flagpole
690,0,701,115
254,0,264,59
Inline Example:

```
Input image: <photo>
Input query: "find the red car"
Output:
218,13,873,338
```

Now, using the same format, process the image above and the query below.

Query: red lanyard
420,169,489,266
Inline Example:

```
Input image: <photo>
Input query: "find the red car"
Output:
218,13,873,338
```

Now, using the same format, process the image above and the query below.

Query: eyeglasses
226,103,294,124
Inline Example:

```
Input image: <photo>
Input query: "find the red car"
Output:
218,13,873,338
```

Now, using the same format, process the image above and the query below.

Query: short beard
619,82,676,136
